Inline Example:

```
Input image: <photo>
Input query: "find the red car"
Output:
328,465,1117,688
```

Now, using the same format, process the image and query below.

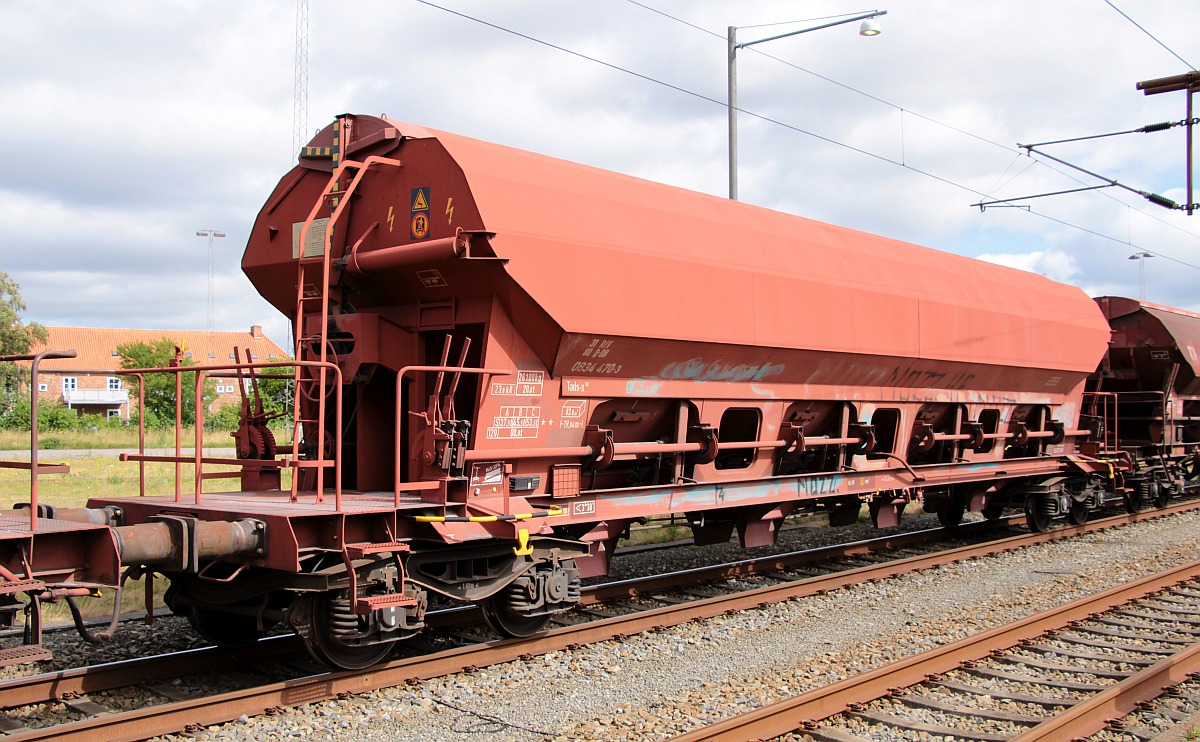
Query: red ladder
289,119,401,503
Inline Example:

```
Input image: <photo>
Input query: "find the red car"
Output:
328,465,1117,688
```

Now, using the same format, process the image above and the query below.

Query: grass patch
620,522,694,547
0,426,240,452
39,575,167,624
2,455,292,621
0,457,260,509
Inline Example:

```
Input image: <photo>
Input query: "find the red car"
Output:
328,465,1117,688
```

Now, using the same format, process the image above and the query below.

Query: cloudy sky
2,1,1198,349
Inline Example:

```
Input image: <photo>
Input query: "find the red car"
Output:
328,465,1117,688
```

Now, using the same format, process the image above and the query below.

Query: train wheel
1066,499,1089,526
480,582,552,638
299,592,395,670
936,496,965,528
188,607,272,649
1153,481,1170,509
982,501,1006,521
1125,483,1147,513
1024,493,1052,533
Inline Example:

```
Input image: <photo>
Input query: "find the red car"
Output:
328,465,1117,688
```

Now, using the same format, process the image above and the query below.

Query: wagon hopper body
3,114,1126,669
1088,296,1200,507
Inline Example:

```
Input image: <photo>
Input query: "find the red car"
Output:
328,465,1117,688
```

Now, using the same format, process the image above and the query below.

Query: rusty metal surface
433,122,1110,377
0,513,121,586
669,554,1200,742
92,490,428,516
0,512,109,537
1142,304,1200,371
1096,295,1200,381
0,524,1035,740
0,515,1015,710
245,116,1110,395
232,114,1130,554
0,637,300,708
1092,295,1200,438
5,503,1192,741
1010,641,1200,740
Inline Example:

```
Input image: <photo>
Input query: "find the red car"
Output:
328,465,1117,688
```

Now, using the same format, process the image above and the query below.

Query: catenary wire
1102,0,1195,70
412,0,1200,270
623,1,1200,249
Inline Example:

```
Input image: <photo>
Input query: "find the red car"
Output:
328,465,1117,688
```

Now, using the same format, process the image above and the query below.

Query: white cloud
2,0,1199,339
976,249,1080,284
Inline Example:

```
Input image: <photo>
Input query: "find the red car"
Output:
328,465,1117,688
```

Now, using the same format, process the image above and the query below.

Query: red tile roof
23,326,290,372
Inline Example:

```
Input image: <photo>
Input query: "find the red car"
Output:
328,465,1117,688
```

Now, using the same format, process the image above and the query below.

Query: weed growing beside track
0,427,236,452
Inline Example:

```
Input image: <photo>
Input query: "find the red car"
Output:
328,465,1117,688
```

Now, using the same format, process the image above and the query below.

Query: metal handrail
117,359,342,508
0,350,77,530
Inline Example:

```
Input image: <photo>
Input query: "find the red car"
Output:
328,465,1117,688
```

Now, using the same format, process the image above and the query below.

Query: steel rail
1010,639,1200,740
668,558,1200,742
0,515,1018,706
0,636,301,709
578,514,1023,606
4,500,1196,740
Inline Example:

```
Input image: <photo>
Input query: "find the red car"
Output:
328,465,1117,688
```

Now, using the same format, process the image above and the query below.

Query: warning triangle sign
411,188,430,211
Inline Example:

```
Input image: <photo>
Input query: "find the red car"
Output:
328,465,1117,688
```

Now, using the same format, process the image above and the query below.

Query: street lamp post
196,229,226,354
1128,252,1154,300
727,10,887,200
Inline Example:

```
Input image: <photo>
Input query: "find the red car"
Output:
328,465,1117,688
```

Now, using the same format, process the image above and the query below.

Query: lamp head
859,18,882,36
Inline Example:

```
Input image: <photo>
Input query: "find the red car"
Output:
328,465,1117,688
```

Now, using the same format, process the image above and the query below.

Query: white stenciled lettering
488,406,541,439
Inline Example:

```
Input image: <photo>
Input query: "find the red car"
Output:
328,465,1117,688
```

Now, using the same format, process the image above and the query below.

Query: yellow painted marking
513,528,533,556
411,189,429,211
445,197,455,225
387,206,395,233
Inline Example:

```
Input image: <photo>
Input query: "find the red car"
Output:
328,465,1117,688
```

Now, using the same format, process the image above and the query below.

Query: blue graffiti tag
660,358,785,383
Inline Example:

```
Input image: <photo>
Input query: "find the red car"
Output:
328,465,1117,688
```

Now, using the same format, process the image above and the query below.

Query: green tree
256,371,293,417
0,397,81,432
118,338,213,429
0,270,48,418
203,369,292,432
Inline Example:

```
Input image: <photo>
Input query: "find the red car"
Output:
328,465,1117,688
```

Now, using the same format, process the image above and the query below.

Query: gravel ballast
124,509,1200,741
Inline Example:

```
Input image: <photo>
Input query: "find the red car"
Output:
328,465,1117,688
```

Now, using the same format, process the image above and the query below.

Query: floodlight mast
196,229,226,355
727,10,887,201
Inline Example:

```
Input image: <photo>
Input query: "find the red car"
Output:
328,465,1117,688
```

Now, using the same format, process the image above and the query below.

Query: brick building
21,326,290,420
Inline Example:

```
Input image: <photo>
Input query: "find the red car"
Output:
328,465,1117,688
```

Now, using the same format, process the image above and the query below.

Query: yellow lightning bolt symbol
445,197,454,225
386,206,395,233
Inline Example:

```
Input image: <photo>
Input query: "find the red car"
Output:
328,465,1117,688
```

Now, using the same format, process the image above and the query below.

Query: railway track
671,556,1200,741
0,502,1193,741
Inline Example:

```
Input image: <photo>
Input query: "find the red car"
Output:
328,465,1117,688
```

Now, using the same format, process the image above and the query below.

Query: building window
107,377,122,391
111,350,119,357
62,377,77,393
38,383,48,393
106,409,122,421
